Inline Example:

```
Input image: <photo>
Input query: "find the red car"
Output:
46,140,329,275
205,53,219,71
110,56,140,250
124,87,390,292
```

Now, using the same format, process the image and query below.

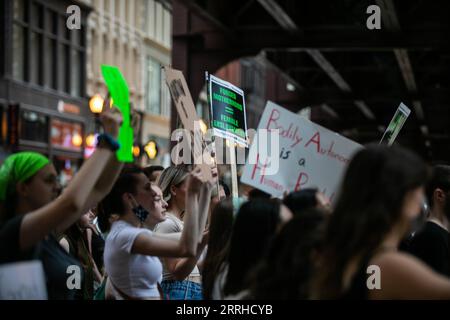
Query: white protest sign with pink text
241,101,362,201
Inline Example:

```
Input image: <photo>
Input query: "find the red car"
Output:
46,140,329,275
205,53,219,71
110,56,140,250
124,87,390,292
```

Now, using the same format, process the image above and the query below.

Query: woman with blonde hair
155,164,215,299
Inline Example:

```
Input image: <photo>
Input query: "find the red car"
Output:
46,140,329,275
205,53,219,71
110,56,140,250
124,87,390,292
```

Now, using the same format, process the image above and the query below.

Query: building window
50,118,83,152
143,0,171,48
20,110,49,143
12,0,86,97
12,23,25,81
145,56,161,115
143,0,156,38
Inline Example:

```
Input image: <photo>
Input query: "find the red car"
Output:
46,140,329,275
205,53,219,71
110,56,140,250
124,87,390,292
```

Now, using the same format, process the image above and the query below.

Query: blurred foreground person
249,208,327,299
223,199,293,299
0,107,124,299
312,145,450,299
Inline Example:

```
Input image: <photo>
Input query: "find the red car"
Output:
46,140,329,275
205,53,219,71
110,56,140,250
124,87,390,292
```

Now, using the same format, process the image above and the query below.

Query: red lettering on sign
266,108,281,130
251,153,270,184
305,131,321,153
294,172,309,191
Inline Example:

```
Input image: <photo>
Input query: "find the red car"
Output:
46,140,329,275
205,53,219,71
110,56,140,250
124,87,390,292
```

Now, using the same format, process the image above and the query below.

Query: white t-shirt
154,213,200,281
104,220,162,298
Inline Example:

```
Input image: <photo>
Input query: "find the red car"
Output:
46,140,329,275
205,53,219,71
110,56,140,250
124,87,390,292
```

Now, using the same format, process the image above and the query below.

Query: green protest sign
101,64,133,162
208,74,248,147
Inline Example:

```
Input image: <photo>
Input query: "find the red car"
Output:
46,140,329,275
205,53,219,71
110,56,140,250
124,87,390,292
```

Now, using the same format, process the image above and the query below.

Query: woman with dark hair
59,211,103,299
249,208,327,299
223,199,293,299
143,165,164,183
0,107,123,299
98,165,212,300
202,199,234,300
283,188,331,216
312,144,450,299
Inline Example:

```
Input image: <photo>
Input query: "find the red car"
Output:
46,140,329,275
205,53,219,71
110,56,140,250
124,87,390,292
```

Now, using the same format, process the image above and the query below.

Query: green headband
0,152,50,201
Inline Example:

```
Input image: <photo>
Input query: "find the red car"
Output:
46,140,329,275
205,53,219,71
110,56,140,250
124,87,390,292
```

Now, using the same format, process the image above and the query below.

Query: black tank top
341,248,395,300
341,253,372,300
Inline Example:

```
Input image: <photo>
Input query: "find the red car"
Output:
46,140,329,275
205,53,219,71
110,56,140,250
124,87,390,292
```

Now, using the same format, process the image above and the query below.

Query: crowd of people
1,106,450,300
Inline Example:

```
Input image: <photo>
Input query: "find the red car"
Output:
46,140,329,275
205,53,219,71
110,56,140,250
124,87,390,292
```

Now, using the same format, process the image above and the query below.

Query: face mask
132,204,150,224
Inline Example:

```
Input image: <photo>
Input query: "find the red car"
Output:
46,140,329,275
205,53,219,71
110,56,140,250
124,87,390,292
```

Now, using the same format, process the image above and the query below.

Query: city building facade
84,0,172,166
0,0,92,185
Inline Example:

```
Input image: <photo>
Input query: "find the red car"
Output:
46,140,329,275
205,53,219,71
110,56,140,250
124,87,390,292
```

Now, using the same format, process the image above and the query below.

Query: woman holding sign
155,165,214,300
0,106,124,299
312,144,450,299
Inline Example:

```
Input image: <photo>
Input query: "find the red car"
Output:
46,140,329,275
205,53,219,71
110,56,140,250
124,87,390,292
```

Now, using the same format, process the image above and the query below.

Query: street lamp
72,132,83,148
199,119,208,135
89,94,104,114
86,134,96,147
89,94,104,133
144,141,158,160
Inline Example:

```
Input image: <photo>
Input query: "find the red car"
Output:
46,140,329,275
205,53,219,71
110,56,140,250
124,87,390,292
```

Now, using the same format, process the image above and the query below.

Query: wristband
97,133,121,151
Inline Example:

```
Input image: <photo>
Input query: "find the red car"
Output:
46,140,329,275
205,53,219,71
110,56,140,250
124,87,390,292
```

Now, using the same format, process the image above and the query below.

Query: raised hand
100,105,123,139
187,166,205,194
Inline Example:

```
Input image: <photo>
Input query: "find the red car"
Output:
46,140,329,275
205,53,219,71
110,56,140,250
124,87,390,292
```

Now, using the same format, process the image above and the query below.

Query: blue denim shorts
161,280,203,300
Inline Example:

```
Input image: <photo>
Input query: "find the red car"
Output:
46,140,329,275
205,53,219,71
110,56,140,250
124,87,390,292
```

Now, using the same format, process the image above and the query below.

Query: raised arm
159,174,214,279
156,231,209,280
131,167,206,258
20,108,123,250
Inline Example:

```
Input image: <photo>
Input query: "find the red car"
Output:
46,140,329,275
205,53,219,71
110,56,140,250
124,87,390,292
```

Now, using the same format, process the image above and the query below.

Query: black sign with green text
208,74,248,146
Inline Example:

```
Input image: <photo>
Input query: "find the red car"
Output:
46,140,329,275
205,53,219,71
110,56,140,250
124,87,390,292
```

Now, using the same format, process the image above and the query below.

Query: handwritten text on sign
241,101,362,201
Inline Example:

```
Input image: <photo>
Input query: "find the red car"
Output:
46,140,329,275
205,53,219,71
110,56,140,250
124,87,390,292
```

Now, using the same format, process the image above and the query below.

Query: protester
406,165,450,277
0,107,123,299
59,212,103,299
98,165,211,300
312,144,450,299
283,188,331,216
143,165,164,183
201,199,234,300
155,165,214,300
85,208,106,275
249,208,327,299
223,199,293,299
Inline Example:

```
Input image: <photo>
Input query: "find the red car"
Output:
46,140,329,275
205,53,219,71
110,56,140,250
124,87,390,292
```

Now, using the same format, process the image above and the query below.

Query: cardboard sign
163,67,212,181
101,64,133,162
241,101,362,201
380,102,411,146
0,261,47,300
208,74,248,147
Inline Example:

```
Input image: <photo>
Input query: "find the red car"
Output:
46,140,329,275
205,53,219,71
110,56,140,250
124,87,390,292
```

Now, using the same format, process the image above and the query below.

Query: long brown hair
202,199,234,299
312,144,427,299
